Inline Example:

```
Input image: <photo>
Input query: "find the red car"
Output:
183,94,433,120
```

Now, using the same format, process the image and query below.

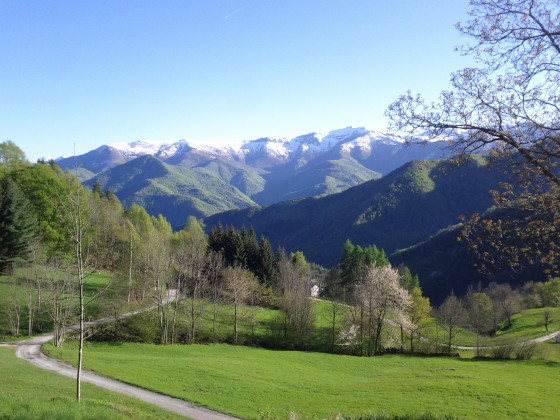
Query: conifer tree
0,177,37,272
258,236,276,285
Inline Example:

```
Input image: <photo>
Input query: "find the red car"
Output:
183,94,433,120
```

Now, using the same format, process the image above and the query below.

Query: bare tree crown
387,0,560,187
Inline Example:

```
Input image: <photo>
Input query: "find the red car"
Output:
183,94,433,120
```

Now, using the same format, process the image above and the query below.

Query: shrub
489,344,514,359
514,342,536,360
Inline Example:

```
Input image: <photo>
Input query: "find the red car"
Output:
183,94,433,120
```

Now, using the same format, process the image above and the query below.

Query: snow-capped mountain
96,127,410,169
56,127,450,228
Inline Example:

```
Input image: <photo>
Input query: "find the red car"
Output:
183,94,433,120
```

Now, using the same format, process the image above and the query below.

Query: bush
489,344,514,359
515,342,536,360
88,311,160,343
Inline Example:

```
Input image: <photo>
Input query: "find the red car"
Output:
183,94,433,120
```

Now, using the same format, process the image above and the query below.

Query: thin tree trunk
190,288,196,342
359,302,364,357
212,283,219,343
171,277,180,344
233,297,238,345
330,302,337,353
76,200,85,404
127,233,133,303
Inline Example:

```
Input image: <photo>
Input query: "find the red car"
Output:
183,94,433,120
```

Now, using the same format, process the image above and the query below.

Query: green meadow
45,341,560,420
0,347,180,419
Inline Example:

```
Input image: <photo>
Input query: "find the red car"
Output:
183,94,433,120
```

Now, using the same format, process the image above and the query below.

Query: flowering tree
354,265,411,355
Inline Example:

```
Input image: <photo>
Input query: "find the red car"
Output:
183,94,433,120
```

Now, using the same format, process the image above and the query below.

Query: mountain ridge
59,127,453,223
204,157,510,268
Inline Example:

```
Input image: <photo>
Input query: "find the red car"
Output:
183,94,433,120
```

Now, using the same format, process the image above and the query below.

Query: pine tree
0,177,37,273
258,236,276,286
91,180,102,197
244,227,260,273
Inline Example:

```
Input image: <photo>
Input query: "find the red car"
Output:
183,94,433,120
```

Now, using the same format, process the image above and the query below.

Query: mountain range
56,127,450,228
53,127,522,302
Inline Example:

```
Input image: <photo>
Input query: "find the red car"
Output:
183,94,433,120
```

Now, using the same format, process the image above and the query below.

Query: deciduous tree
354,265,411,355
465,290,492,356
437,292,465,353
408,287,432,352
387,0,560,278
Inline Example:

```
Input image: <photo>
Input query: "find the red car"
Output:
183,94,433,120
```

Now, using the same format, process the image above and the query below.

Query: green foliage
209,224,281,284
205,158,507,271
0,141,28,170
532,278,560,308
0,177,37,271
9,162,72,257
85,155,257,228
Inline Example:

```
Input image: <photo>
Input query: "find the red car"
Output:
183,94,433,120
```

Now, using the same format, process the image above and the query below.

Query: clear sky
0,0,475,161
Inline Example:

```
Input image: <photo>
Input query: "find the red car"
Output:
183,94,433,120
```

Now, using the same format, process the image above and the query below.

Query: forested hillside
205,157,510,268
84,155,257,227
58,128,451,226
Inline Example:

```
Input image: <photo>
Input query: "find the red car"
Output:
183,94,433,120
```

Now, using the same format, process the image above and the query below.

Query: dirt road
3,291,239,420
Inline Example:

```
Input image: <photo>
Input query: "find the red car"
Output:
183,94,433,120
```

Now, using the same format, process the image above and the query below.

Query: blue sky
0,1,474,161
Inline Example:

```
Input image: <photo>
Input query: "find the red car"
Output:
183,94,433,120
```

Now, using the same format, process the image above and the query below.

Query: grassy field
495,307,560,341
45,341,560,420
0,347,180,419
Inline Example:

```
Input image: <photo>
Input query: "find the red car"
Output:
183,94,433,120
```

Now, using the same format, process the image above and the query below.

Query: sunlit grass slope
0,347,180,419
45,342,559,420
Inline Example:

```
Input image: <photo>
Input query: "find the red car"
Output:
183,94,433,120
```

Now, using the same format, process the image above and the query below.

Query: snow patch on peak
101,127,410,165
325,126,368,139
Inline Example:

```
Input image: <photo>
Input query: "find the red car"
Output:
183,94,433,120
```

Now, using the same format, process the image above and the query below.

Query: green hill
253,155,380,204
85,155,257,228
205,158,509,268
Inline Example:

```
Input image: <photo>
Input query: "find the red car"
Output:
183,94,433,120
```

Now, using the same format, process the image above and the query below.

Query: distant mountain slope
204,158,510,268
56,145,130,181
58,127,452,209
389,217,550,305
84,155,256,228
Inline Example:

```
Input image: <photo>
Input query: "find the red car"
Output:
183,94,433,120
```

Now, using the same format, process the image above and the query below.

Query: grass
495,307,560,341
0,347,180,419
418,307,560,349
45,341,560,420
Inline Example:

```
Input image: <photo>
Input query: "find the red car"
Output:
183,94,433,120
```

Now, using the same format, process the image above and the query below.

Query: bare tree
486,282,521,331
146,217,172,344
43,263,75,348
322,280,345,353
124,219,138,303
224,266,253,345
4,275,21,336
438,292,465,353
387,0,560,276
206,250,225,343
276,252,315,347
171,223,205,343
57,170,90,403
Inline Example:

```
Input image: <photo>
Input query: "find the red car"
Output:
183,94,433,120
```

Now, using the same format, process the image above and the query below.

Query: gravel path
3,291,239,420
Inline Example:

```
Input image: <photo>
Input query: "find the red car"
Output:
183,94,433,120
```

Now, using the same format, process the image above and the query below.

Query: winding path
1,291,238,420
3,296,559,419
